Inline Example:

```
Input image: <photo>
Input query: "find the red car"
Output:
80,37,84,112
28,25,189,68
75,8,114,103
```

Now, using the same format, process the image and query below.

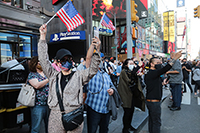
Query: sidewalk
82,88,171,133
3,89,170,133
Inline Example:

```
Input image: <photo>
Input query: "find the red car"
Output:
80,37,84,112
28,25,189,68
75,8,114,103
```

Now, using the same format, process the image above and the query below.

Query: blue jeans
170,83,182,107
146,101,161,133
31,105,49,133
87,106,110,133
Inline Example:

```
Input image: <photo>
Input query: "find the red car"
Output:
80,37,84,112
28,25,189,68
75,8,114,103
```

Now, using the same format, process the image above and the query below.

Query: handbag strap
56,76,65,112
56,76,82,112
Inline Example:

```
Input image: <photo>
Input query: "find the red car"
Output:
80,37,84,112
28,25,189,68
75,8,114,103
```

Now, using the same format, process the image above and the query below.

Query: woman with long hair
28,56,49,133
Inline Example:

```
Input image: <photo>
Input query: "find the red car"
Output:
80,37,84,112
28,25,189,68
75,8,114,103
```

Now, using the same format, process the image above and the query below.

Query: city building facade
0,0,43,65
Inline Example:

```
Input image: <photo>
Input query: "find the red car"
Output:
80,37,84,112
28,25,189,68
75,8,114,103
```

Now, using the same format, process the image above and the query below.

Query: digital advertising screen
92,0,148,19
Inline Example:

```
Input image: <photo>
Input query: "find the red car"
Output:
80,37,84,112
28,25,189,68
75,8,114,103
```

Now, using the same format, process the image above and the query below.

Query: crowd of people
24,24,200,133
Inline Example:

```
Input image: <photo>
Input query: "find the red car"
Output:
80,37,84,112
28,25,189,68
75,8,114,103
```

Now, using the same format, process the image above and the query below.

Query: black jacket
108,88,122,120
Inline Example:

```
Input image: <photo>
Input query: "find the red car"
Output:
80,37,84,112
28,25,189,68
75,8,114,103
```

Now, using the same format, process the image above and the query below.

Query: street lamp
106,12,118,61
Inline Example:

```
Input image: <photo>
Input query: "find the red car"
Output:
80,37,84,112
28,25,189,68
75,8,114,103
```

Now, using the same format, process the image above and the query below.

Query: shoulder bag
17,82,35,107
56,76,84,131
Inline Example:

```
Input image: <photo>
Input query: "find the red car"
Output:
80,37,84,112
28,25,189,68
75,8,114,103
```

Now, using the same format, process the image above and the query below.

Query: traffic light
132,26,138,39
131,0,139,22
194,5,200,18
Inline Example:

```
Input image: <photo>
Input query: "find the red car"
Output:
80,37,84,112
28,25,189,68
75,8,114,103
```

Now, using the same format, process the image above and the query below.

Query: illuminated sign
94,27,113,34
169,11,175,42
52,0,59,5
177,0,185,7
92,0,148,19
167,42,175,54
163,12,169,41
50,31,86,42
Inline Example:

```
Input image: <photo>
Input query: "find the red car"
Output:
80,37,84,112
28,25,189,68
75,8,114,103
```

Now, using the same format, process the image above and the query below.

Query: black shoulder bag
56,76,84,131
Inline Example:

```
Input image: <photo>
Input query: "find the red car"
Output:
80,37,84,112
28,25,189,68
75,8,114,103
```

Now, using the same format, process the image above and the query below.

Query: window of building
19,35,31,58
0,0,23,8
0,32,32,65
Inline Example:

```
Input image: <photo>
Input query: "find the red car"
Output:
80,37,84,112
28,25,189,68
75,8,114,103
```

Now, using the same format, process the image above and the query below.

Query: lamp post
126,0,132,58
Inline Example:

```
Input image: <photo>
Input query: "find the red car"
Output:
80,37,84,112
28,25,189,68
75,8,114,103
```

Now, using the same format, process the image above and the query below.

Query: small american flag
182,25,186,41
100,13,115,31
56,1,85,32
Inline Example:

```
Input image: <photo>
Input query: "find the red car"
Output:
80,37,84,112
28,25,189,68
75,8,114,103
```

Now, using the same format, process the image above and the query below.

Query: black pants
122,105,135,132
194,80,200,93
146,101,161,133
183,78,193,93
87,106,110,133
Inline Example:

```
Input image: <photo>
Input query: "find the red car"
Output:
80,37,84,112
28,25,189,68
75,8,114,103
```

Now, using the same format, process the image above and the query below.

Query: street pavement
3,83,200,133
139,84,200,133
3,88,170,133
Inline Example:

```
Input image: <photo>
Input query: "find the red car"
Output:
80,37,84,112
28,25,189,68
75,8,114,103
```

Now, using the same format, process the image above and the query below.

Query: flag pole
45,13,57,25
95,13,105,38
181,40,183,50
99,13,105,29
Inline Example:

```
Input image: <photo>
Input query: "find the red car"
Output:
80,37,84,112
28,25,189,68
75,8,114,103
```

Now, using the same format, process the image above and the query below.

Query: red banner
143,49,149,54
125,47,135,54
145,44,149,49
138,49,143,57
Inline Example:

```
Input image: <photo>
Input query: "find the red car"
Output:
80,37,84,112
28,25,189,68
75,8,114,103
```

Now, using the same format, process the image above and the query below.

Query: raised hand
174,51,182,60
39,24,47,40
91,37,101,52
39,24,47,35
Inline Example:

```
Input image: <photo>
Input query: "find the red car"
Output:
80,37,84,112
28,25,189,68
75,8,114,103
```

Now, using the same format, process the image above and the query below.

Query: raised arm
78,37,101,85
38,24,58,79
86,37,101,68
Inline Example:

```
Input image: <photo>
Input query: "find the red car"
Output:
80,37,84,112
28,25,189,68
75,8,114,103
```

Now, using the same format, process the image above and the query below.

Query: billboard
177,0,185,7
167,42,175,54
177,22,186,35
176,9,185,22
92,0,148,19
163,11,174,42
169,11,175,42
52,0,59,5
120,26,136,48
136,0,148,19
163,12,169,41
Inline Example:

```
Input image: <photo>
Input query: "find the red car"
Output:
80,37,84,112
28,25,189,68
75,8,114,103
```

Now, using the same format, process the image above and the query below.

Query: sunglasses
60,56,72,63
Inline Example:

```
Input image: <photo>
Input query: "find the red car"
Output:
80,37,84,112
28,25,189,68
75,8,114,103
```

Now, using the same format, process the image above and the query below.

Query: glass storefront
0,32,34,65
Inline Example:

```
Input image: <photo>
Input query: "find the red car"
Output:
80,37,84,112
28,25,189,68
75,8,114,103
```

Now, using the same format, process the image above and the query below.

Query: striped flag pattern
56,1,85,32
100,13,115,31
182,25,186,41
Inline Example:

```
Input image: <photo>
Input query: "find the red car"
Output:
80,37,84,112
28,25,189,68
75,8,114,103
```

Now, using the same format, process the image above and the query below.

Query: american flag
56,1,85,32
182,25,186,41
100,13,115,31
